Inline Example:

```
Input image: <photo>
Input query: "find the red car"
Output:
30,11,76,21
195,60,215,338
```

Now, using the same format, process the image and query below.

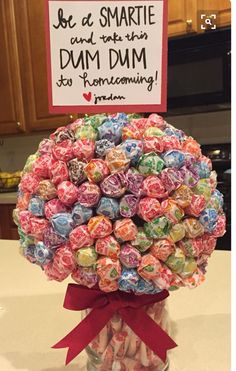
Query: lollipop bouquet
13,113,226,370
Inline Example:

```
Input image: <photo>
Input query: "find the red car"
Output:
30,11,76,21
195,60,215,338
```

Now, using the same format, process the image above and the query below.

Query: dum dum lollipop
14,112,225,295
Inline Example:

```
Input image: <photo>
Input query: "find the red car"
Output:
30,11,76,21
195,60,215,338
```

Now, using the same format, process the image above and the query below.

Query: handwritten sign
45,0,168,113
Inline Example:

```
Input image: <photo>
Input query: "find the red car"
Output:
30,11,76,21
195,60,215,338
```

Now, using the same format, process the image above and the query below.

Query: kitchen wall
0,110,231,172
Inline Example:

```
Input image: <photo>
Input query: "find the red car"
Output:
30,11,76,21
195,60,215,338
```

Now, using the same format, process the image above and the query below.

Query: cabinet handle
16,122,21,128
186,19,193,32
69,114,75,122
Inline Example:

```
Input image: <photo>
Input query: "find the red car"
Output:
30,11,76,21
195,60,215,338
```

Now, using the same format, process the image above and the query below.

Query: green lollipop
138,152,164,176
144,216,171,238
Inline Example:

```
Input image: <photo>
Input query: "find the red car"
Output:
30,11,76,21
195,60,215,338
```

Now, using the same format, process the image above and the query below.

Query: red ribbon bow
52,284,177,365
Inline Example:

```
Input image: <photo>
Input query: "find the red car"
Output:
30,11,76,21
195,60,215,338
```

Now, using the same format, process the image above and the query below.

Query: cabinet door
198,0,231,28
0,0,25,135
14,0,77,132
0,204,18,240
168,0,198,37
218,0,231,27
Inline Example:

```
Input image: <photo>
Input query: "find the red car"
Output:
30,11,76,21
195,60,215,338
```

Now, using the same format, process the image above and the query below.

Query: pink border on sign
44,0,168,114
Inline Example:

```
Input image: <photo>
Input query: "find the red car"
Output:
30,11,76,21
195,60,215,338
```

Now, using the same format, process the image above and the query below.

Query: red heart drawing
83,92,92,102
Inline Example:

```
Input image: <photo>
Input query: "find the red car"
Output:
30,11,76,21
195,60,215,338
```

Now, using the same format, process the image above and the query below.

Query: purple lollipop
125,168,144,197
119,194,139,218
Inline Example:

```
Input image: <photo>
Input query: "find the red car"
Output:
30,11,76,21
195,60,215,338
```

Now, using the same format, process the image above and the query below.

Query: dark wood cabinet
0,204,18,240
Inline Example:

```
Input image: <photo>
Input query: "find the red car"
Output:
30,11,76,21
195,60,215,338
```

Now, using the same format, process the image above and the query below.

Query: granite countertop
0,192,17,204
0,243,231,371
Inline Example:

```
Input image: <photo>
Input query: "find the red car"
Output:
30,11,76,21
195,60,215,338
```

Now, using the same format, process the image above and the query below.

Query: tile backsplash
0,132,51,172
166,110,231,145
0,110,231,172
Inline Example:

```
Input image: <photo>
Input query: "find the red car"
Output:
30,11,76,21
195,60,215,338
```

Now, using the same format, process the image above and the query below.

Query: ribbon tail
120,307,177,363
52,306,113,365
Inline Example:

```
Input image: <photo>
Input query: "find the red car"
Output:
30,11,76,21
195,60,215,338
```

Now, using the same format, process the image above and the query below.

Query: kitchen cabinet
0,204,18,240
198,0,231,29
168,0,231,38
0,0,232,134
0,0,25,135
0,0,77,136
14,0,77,132
168,0,198,37
217,0,231,27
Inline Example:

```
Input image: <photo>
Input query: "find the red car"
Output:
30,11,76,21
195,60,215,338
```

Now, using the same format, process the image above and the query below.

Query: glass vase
84,299,171,371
